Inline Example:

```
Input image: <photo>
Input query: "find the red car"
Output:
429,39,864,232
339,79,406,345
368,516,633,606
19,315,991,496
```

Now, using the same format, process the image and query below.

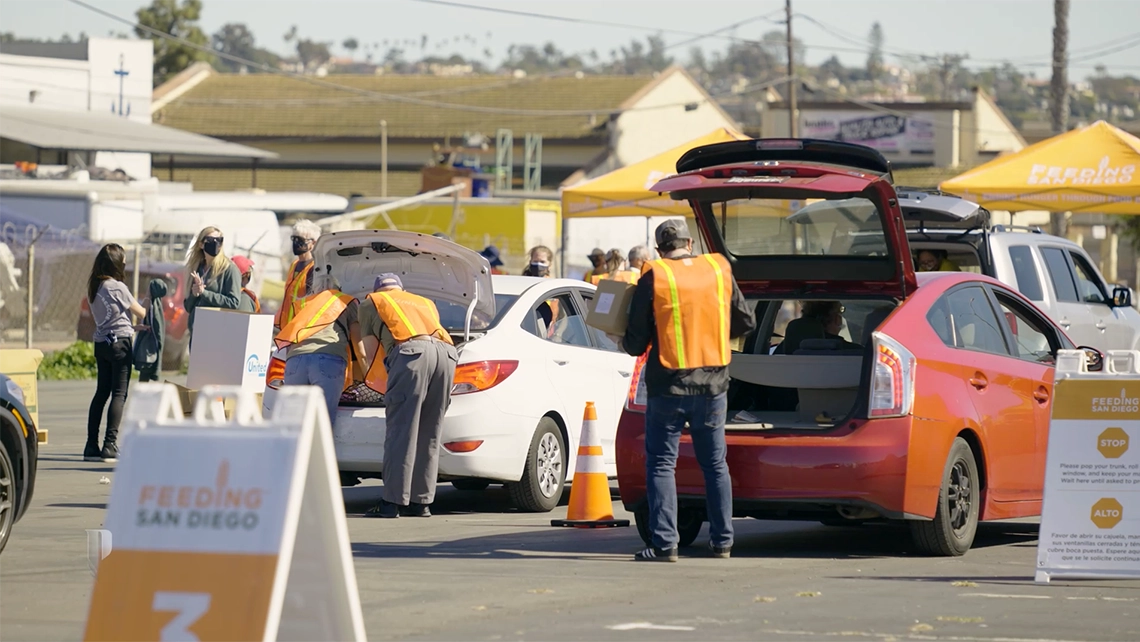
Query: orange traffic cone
551,401,630,528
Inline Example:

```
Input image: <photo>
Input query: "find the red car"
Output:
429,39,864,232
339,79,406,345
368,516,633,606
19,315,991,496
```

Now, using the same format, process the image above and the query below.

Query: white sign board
801,111,935,157
1035,350,1140,583
84,383,366,641
186,308,274,391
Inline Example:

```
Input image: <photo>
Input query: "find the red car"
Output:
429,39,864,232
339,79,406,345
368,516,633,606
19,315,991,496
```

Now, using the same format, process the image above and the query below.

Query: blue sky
5,0,1139,80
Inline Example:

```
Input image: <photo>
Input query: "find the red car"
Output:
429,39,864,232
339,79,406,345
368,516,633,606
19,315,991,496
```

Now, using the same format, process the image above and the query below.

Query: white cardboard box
185,308,275,391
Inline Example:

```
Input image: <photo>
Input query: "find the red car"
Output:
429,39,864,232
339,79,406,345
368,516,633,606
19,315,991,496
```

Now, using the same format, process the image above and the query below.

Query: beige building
150,64,737,197
761,88,1026,169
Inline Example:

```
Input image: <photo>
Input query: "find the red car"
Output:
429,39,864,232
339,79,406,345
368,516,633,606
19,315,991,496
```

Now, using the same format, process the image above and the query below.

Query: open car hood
652,138,916,299
311,230,495,330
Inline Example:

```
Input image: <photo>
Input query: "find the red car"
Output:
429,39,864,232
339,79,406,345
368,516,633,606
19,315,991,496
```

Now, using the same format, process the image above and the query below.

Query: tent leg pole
560,220,568,279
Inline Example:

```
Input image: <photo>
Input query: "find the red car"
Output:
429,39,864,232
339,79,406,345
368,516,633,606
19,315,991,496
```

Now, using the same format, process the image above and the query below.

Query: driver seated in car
916,249,960,272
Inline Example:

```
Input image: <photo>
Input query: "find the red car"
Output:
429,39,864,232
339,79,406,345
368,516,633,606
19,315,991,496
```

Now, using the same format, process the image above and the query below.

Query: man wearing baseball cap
232,255,260,313
583,247,606,282
621,219,755,562
359,273,458,519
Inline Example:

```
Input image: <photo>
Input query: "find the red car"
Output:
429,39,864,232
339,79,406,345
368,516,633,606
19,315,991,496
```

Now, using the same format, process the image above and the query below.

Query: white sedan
265,230,635,512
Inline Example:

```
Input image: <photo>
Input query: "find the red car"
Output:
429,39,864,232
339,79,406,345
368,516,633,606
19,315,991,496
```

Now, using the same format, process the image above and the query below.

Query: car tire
452,479,491,492
507,418,566,513
634,506,704,548
910,437,980,557
0,439,16,555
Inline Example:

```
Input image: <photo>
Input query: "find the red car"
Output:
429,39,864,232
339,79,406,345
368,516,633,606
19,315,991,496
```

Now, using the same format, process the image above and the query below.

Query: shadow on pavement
46,502,107,509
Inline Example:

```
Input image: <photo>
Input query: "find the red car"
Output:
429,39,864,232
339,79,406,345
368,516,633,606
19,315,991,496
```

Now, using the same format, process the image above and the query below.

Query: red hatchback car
616,139,1098,556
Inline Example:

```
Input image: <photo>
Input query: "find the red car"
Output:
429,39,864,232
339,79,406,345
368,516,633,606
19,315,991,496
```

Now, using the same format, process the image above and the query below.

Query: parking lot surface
2,381,1139,641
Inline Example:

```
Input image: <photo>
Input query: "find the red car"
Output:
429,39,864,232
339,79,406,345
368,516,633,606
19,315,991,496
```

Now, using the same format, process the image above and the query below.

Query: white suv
894,189,1140,353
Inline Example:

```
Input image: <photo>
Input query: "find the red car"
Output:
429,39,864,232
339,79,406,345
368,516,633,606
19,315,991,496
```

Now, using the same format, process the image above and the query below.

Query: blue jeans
283,353,345,426
645,393,733,549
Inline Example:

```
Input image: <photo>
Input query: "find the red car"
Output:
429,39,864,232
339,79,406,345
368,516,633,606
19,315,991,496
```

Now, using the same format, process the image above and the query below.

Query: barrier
83,383,366,641
551,401,630,528
1035,350,1140,583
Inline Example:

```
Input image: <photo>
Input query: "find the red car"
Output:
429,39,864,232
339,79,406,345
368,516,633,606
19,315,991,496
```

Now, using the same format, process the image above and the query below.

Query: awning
561,127,750,219
940,120,1140,214
0,105,277,159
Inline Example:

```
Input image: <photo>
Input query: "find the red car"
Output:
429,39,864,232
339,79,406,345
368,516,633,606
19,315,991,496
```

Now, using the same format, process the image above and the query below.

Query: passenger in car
775,301,861,355
916,249,960,272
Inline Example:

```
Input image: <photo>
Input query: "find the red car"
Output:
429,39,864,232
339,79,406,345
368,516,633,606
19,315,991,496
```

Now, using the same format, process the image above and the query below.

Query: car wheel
910,437,980,556
0,441,16,554
507,418,565,512
452,479,491,492
634,506,704,548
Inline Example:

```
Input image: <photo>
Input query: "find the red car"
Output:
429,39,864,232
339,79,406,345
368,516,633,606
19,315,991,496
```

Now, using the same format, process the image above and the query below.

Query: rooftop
153,69,662,141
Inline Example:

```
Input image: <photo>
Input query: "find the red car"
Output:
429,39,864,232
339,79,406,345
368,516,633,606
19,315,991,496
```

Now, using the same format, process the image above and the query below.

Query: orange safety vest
590,269,639,286
243,288,262,313
646,254,732,370
274,290,354,350
275,260,314,327
361,290,454,395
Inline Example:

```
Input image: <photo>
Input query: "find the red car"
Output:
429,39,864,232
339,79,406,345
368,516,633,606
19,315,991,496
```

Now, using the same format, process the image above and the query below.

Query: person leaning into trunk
85,243,148,463
183,226,241,345
360,274,458,519
621,219,755,562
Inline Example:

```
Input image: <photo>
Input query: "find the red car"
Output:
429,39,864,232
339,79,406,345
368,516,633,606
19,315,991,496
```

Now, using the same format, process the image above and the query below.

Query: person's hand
190,273,205,296
133,324,149,332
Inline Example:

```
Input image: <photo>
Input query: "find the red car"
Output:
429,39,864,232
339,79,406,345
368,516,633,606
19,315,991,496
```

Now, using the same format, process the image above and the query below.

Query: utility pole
1049,0,1070,238
786,0,798,137
380,120,389,198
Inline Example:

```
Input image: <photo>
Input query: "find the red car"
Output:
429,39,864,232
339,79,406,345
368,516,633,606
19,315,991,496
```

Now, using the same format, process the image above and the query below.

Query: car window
943,286,1010,356
1008,245,1044,302
992,291,1057,365
1040,246,1080,303
926,297,955,346
1069,252,1109,305
578,291,625,352
531,293,591,347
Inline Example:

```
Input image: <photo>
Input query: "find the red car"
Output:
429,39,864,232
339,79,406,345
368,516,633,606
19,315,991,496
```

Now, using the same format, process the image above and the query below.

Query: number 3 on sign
153,592,211,642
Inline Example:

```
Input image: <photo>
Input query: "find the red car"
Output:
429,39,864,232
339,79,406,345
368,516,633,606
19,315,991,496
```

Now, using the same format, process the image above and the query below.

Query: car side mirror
1112,286,1133,309
1078,345,1105,372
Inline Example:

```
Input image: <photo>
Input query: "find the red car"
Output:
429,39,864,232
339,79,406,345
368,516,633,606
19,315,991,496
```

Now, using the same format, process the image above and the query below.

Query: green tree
135,0,213,85
211,23,280,73
343,37,359,59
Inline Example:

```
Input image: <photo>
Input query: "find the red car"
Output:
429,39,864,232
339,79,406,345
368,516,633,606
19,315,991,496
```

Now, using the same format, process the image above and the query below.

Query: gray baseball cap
655,219,692,247
374,273,403,290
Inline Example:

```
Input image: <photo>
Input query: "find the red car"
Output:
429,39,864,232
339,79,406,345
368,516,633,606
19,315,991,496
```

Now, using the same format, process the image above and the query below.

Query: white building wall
972,92,1027,155
612,70,738,169
0,38,154,179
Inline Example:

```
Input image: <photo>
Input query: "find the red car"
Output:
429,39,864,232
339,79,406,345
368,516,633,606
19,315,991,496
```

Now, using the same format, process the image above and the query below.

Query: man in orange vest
621,219,755,562
274,278,364,427
360,274,458,519
275,219,321,330
232,255,261,313
582,247,605,282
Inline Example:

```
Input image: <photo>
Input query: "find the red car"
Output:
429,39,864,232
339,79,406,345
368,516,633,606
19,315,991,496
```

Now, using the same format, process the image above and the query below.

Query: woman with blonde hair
184,226,242,343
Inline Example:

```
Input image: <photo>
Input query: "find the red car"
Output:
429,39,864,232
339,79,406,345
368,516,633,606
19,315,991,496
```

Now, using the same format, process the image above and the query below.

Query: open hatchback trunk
312,229,496,342
646,138,918,429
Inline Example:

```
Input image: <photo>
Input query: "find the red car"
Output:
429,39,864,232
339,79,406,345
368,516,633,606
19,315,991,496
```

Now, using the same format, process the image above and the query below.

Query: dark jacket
134,278,168,380
621,254,756,397
184,260,242,339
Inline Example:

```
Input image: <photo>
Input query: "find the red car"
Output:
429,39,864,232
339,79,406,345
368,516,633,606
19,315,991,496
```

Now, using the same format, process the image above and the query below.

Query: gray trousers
382,338,458,505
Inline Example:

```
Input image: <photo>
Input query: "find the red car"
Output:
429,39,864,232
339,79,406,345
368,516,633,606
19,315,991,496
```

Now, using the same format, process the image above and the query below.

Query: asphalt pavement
2,381,1139,641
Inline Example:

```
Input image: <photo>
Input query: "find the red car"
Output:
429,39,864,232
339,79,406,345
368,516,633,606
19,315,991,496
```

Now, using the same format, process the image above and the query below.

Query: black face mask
292,237,311,256
526,262,550,277
203,237,222,257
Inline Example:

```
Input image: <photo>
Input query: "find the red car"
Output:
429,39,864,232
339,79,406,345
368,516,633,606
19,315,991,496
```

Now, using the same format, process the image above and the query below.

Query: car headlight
5,379,25,406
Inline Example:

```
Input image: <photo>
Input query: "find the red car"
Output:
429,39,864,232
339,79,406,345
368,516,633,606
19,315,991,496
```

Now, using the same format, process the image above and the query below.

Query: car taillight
451,360,518,395
869,332,916,418
266,356,286,390
444,440,484,453
625,354,648,414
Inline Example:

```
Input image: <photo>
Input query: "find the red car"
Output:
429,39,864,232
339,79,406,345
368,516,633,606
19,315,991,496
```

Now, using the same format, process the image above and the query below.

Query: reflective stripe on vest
277,260,313,326
367,290,455,346
648,254,731,370
273,290,353,350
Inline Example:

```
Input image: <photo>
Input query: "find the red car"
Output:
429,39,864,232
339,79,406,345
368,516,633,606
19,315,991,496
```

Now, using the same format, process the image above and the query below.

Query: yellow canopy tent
561,127,751,219
940,120,1140,214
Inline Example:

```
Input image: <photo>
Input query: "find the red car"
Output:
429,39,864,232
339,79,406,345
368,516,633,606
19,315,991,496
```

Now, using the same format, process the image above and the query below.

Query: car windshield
435,293,518,331
702,196,889,259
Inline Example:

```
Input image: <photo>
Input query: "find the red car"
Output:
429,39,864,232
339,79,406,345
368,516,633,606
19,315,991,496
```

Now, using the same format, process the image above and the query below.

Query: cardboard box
586,279,637,335
185,308,274,392
166,381,262,419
